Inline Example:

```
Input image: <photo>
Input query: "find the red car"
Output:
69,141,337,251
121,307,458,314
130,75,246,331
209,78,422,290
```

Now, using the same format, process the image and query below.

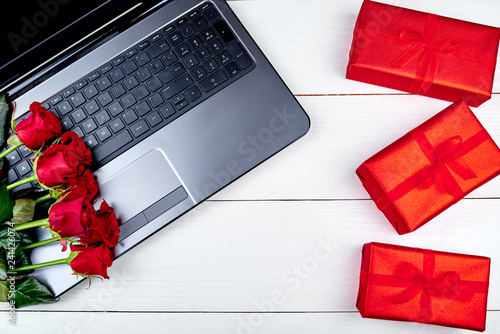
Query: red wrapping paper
346,0,500,107
357,242,491,331
356,100,500,234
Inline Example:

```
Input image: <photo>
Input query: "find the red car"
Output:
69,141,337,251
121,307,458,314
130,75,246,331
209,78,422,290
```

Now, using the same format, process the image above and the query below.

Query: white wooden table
3,0,500,333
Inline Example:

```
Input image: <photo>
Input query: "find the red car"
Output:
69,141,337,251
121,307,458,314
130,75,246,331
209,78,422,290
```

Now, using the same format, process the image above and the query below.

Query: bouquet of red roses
0,96,121,308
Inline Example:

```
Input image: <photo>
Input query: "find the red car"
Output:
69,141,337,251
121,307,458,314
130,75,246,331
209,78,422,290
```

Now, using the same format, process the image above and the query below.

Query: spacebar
93,131,133,162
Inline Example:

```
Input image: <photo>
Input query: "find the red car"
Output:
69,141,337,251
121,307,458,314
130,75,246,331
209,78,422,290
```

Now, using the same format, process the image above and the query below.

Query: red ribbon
360,249,489,324
390,14,460,94
374,128,490,211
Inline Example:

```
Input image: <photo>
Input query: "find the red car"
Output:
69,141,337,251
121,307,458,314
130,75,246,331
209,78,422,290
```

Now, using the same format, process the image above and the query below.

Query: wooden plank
14,200,500,312
228,0,500,95
2,310,500,334
211,94,500,200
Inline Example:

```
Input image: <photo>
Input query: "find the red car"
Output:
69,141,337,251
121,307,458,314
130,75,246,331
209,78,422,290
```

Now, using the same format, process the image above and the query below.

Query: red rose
80,200,120,247
48,197,94,243
70,243,114,279
35,147,79,187
64,169,99,203
15,102,62,150
60,132,93,167
35,131,92,188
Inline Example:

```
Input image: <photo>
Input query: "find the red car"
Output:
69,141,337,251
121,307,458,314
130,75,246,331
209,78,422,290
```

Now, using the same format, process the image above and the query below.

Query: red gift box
346,0,500,107
356,100,500,234
357,242,491,331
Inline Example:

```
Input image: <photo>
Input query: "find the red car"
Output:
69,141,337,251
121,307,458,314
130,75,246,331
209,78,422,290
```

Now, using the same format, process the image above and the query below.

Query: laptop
1,0,310,297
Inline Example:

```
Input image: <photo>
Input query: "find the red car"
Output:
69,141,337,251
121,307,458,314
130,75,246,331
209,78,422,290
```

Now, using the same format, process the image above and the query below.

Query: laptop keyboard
5,2,255,191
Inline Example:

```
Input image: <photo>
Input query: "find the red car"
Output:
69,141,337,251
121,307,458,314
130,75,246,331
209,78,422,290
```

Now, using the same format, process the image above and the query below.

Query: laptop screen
0,0,159,94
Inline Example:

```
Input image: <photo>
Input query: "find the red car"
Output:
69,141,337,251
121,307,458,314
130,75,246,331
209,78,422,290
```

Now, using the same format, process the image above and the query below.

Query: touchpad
97,149,186,228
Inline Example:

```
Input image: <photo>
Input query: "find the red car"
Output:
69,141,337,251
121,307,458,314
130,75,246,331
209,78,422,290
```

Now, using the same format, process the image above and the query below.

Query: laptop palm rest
97,148,187,242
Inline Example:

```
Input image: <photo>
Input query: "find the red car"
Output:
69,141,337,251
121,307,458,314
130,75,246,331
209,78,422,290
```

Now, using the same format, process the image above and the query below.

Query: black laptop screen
0,0,155,94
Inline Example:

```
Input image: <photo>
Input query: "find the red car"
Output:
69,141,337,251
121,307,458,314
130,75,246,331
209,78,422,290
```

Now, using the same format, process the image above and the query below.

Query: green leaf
0,94,11,148
7,135,22,147
7,276,56,308
0,184,14,222
0,228,37,250
0,251,7,302
11,199,36,225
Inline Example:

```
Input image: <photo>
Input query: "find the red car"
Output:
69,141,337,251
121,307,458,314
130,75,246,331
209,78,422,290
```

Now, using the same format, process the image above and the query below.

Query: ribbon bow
390,14,460,94
415,134,477,193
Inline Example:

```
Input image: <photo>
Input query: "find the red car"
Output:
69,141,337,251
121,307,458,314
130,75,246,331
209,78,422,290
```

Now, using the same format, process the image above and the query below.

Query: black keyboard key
113,56,126,66
148,93,164,108
16,161,31,176
228,43,252,69
148,40,170,58
96,76,112,90
188,10,200,19
150,33,163,43
159,63,186,83
83,84,99,99
199,69,228,92
162,50,178,66
176,17,188,27
183,54,199,69
100,63,113,74
73,127,84,138
98,92,113,107
125,48,138,58
71,109,86,123
135,53,151,67
61,116,74,131
88,71,100,82
175,43,191,57
7,169,18,184
137,40,151,51
216,50,232,65
108,101,124,117
159,103,175,119
122,60,138,75
82,119,98,134
6,150,21,165
20,145,33,158
146,77,162,92
224,61,240,77
93,130,133,162
196,47,211,61
109,118,125,133
109,68,125,83
123,110,138,125
134,101,151,116
123,75,140,90
110,84,126,98
192,16,208,30
172,94,185,104
208,39,224,53
204,8,219,22
131,119,150,138
149,59,165,74
200,27,216,42
50,95,63,105
62,87,75,98
96,126,112,142
187,35,203,49
121,94,137,109
83,135,99,149
136,68,152,82
204,58,219,73
174,99,189,111
75,79,88,90
200,2,212,11
191,66,207,80
146,111,162,127
95,110,111,125
84,100,100,115
58,100,73,115
70,92,86,107
179,24,195,38
134,85,150,100
161,74,194,100
167,31,183,46
186,86,202,101
164,25,175,35
213,20,236,45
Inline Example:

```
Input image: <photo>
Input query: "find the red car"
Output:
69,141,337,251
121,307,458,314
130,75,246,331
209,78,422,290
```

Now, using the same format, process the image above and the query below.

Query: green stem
8,257,69,273
7,173,39,191
0,142,23,159
13,218,49,231
20,237,58,250
35,193,53,203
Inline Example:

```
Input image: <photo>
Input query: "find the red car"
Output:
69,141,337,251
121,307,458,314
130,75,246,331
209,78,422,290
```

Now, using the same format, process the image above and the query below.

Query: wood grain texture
1,0,500,333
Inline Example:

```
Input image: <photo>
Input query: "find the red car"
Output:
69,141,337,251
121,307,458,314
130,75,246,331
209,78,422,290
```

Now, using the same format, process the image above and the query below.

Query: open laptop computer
1,0,310,297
